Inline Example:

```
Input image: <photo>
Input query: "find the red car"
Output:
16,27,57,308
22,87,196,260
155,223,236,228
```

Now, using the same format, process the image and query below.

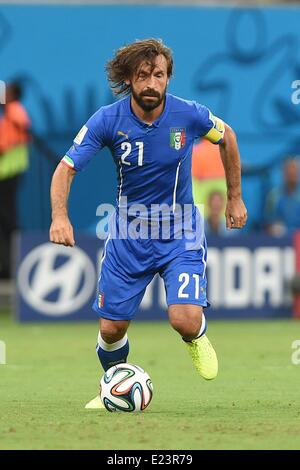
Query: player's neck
130,96,165,125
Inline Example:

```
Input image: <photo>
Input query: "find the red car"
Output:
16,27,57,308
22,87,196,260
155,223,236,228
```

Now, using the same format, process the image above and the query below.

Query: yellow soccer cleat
184,334,218,380
85,394,105,410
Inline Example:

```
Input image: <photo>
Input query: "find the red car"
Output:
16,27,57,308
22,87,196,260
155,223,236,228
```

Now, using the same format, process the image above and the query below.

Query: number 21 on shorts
178,273,201,300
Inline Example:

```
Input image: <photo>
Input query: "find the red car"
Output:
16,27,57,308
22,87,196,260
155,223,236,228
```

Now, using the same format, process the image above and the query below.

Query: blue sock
96,332,129,372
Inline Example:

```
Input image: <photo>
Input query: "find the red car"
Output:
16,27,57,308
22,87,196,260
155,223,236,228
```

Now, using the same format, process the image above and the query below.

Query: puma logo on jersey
117,130,130,139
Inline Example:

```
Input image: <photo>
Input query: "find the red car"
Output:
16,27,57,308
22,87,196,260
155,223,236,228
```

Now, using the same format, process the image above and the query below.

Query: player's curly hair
106,38,173,96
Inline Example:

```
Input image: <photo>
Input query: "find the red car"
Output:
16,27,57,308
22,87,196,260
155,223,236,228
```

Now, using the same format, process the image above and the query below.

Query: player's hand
49,216,75,247
225,197,247,230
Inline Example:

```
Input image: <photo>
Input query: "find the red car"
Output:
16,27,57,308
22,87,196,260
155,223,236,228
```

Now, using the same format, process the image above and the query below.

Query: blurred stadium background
1,0,300,450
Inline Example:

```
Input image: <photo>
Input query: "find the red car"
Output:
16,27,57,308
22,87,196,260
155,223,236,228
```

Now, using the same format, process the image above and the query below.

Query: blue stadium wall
1,5,300,231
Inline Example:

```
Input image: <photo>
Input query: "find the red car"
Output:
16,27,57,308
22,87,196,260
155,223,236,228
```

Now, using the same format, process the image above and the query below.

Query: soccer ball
100,363,153,412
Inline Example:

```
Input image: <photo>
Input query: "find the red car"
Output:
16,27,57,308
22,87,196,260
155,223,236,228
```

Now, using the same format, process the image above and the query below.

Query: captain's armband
204,114,225,144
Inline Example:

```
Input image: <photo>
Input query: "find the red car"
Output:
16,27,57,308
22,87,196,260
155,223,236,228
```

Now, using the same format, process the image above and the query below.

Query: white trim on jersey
118,162,123,205
200,243,207,278
172,161,181,213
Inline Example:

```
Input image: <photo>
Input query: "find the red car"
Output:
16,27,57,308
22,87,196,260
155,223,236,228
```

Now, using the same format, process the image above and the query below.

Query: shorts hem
167,299,211,308
92,304,134,321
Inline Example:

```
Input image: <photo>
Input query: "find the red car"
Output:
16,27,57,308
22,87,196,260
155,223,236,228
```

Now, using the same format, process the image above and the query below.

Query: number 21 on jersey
121,142,144,166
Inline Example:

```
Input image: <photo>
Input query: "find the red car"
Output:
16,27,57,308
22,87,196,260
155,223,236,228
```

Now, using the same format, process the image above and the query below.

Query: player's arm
49,162,76,247
218,123,247,230
194,103,247,230
49,109,107,246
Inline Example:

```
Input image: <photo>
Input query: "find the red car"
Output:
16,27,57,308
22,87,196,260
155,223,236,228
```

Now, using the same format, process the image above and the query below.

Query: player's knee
100,321,128,344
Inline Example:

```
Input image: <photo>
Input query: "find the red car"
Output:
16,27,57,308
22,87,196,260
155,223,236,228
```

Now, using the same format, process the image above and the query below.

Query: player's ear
125,79,130,86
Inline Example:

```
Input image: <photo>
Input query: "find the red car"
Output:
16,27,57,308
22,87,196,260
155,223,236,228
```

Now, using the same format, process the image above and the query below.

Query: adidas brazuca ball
100,363,153,412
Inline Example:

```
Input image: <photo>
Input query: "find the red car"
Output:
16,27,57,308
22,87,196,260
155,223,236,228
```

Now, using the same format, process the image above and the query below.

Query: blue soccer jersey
62,94,224,216
61,94,225,320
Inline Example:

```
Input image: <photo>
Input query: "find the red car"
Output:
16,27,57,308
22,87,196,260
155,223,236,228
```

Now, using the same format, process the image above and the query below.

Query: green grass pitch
0,310,300,450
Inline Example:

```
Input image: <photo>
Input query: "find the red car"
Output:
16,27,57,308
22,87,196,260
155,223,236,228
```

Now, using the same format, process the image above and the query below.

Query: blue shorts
92,215,210,321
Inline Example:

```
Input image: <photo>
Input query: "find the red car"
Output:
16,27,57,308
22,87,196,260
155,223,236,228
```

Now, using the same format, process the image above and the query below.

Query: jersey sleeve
193,102,225,144
61,108,107,171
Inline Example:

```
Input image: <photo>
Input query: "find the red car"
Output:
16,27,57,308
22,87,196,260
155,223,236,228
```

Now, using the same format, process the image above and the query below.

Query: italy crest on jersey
170,128,186,150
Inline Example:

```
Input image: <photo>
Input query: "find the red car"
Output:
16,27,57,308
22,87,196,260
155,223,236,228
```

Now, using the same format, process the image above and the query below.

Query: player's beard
131,86,167,112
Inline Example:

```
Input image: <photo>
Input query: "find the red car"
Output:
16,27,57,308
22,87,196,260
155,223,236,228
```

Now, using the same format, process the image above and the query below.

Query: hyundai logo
17,243,96,316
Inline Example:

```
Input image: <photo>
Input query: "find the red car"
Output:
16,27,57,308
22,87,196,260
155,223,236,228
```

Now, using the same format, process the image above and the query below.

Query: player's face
129,55,169,112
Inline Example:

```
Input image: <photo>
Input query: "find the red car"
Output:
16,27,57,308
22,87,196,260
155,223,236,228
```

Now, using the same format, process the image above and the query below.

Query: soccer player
49,39,247,409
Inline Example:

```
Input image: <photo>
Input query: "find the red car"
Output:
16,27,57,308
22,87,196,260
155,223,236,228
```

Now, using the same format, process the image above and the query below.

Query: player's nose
147,74,157,88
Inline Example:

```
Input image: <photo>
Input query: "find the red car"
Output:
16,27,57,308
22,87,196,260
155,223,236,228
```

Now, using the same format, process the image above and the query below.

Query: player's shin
96,332,129,371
